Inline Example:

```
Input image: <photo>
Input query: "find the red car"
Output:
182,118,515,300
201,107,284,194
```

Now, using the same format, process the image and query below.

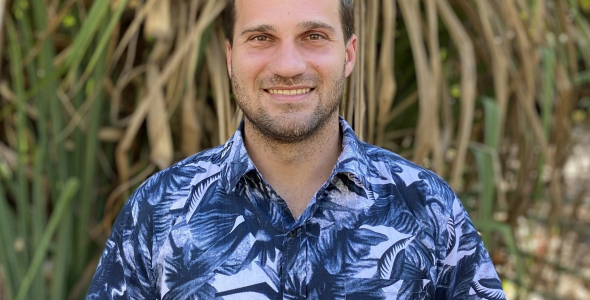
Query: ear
344,34,357,77
226,40,232,78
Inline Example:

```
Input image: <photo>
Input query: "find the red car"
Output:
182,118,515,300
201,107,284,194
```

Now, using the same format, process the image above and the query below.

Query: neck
242,115,342,217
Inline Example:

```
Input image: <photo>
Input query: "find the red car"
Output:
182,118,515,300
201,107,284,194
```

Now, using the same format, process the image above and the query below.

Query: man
88,0,506,299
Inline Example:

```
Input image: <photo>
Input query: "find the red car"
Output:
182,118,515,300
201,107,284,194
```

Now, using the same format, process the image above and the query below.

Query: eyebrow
297,21,337,34
240,24,276,36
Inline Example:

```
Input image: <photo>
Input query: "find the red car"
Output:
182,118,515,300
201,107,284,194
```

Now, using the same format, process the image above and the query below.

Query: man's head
226,0,357,144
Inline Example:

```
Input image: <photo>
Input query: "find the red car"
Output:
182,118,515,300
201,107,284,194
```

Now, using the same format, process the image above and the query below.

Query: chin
250,112,327,143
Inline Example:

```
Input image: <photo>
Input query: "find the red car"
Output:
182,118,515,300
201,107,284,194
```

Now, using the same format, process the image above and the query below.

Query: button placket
281,225,308,299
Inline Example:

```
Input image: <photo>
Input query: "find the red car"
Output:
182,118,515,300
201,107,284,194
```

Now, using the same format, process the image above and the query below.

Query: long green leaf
15,2,52,297
471,145,494,246
6,10,31,277
471,97,502,246
482,97,500,149
14,178,80,300
76,0,130,93
23,0,111,99
62,0,112,84
0,181,21,300
473,220,525,285
74,1,122,276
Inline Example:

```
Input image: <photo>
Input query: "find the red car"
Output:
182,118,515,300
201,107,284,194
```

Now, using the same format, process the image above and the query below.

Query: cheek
233,58,268,84
317,60,346,80
237,48,273,67
307,51,344,71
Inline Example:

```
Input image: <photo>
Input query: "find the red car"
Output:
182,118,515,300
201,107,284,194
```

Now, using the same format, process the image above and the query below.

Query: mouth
264,88,314,95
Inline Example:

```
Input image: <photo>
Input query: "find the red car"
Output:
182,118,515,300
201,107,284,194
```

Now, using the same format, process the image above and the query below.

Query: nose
268,40,307,78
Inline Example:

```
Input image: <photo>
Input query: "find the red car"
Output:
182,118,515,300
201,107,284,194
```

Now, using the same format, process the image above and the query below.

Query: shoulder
360,142,457,215
359,143,463,258
119,144,228,226
137,145,227,202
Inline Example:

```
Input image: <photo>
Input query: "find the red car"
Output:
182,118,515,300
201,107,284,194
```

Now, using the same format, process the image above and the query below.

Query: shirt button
287,227,301,238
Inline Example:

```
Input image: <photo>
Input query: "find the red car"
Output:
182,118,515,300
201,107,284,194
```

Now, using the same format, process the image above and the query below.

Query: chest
154,180,436,299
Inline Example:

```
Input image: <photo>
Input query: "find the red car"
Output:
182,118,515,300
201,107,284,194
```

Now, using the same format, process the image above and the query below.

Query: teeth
268,88,311,95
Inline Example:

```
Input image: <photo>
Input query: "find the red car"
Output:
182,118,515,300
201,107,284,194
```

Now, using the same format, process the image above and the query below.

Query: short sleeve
436,197,506,299
87,194,156,299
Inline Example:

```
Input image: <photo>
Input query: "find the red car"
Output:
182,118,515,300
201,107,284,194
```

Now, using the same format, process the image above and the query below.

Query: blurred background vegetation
1,0,590,299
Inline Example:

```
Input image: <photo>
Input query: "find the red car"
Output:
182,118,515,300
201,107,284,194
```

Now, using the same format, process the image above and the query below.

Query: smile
266,88,312,95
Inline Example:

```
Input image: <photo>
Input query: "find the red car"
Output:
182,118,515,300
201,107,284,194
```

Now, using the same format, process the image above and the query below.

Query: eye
308,33,322,40
252,35,269,42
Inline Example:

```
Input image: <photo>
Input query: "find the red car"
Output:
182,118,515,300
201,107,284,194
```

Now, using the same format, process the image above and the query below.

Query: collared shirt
88,117,506,300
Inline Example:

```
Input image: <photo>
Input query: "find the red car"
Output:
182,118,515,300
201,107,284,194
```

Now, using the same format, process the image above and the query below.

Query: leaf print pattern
185,172,221,223
472,278,506,299
446,216,456,256
378,236,415,280
87,117,505,300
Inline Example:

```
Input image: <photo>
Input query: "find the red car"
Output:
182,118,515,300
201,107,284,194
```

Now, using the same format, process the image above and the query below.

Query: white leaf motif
186,172,221,223
378,235,415,279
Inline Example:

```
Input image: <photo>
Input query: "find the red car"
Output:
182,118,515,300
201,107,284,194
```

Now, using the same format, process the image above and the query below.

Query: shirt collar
332,116,372,189
219,121,257,193
220,117,372,193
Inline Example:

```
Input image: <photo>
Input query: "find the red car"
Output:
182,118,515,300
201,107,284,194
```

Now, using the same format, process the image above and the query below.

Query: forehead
234,0,342,34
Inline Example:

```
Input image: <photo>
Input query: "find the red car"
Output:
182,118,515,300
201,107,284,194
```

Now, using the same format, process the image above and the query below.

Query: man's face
227,0,357,143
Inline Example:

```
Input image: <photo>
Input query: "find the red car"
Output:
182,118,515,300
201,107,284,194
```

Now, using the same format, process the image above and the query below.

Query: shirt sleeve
438,196,506,299
86,196,156,300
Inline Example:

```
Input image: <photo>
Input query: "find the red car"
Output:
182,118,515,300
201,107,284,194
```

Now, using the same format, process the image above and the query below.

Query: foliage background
1,0,590,299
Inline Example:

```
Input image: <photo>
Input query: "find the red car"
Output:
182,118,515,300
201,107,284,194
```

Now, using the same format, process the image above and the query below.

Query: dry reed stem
427,0,443,174
121,29,139,74
344,1,355,125
439,76,453,157
365,0,378,144
115,0,225,188
165,2,190,115
375,0,396,147
97,127,124,142
556,0,578,77
450,0,485,44
437,0,476,191
0,0,5,59
206,26,231,142
110,65,147,127
476,1,510,132
182,89,201,156
554,63,574,165
504,0,542,155
110,0,161,70
144,0,172,40
546,62,575,226
181,0,204,156
530,0,546,43
398,0,435,167
55,86,107,143
156,0,225,95
146,61,174,169
352,0,366,140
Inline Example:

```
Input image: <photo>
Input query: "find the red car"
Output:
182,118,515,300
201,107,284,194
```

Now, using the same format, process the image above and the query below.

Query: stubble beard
231,68,345,144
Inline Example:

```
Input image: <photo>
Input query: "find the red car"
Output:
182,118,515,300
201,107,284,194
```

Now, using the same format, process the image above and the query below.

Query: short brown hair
224,0,354,46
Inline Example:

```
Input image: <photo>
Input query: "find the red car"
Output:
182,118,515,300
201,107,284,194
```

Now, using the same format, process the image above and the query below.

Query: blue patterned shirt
88,118,505,300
